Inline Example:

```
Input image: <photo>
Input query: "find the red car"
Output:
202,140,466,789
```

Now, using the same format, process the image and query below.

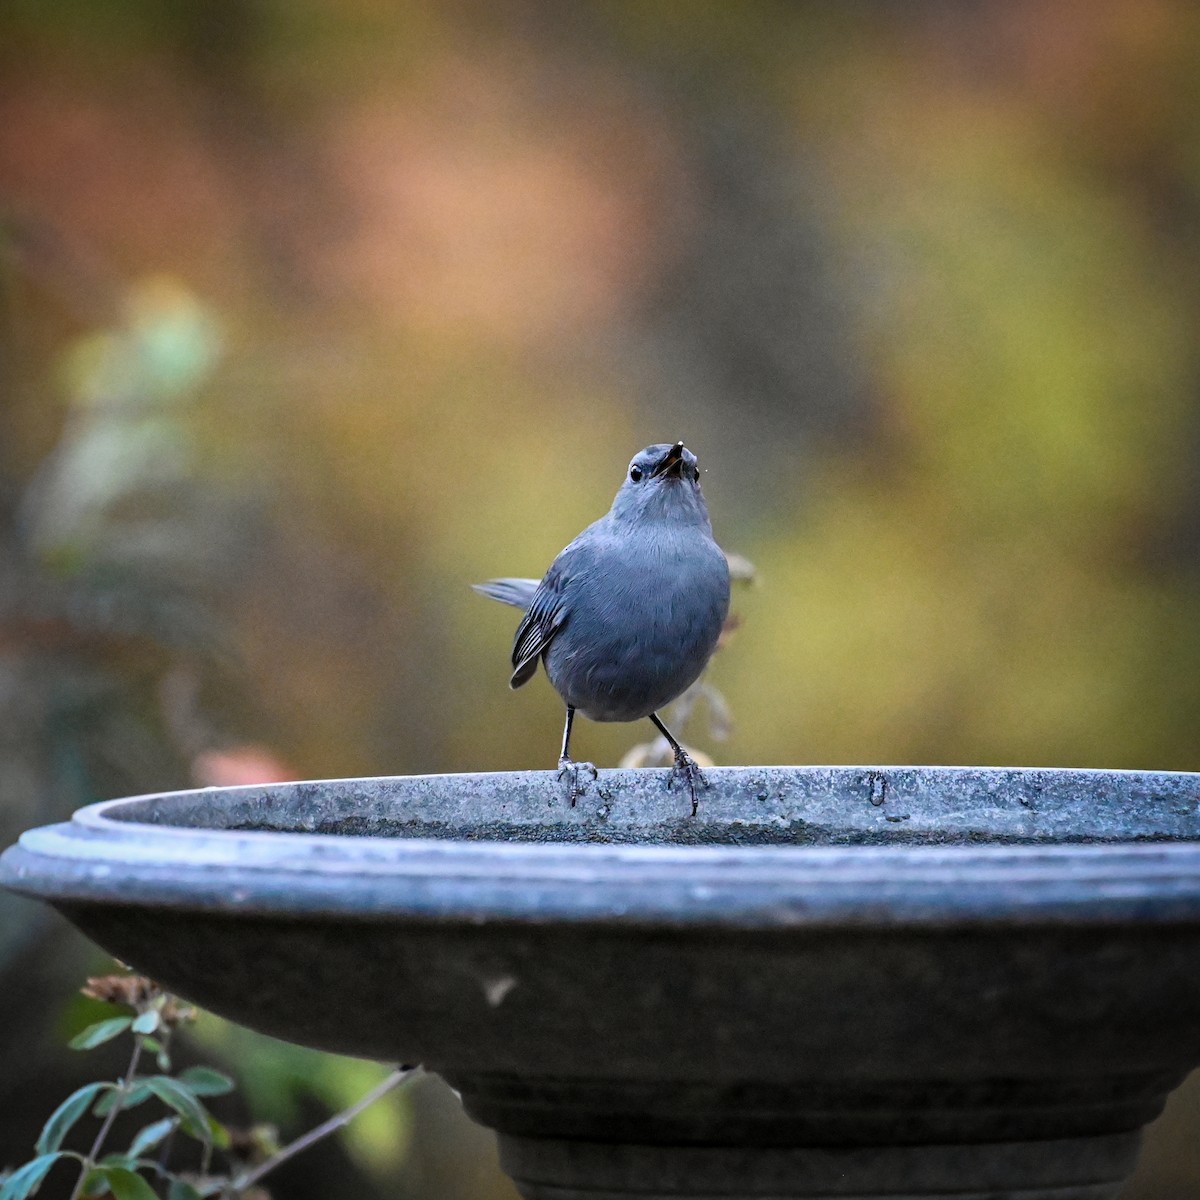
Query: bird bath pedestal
4,766,1200,1200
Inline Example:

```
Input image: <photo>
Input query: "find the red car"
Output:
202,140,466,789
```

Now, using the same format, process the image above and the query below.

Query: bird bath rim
5,764,1200,928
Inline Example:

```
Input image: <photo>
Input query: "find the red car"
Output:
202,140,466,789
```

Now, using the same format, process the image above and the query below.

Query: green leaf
95,1157,161,1183
142,1077,210,1141
166,1180,203,1200
0,1153,67,1200
131,1011,160,1036
69,1017,133,1051
94,1082,151,1117
175,1067,234,1098
37,1082,113,1153
127,1117,176,1158
206,1117,230,1151
80,1167,109,1197
97,1156,153,1171
95,1166,160,1200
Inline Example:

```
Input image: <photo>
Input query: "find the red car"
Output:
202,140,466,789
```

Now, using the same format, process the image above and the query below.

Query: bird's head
609,441,712,529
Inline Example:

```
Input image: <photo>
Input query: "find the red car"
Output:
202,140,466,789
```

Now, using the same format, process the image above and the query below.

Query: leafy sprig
0,973,418,1200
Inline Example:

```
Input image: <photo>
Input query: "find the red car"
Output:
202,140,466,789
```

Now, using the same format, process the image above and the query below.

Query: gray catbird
474,441,731,813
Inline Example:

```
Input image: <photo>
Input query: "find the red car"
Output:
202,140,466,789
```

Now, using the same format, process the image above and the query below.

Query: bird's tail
471,577,539,610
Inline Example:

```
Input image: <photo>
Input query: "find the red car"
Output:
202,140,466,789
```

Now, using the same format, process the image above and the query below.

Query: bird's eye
629,466,643,482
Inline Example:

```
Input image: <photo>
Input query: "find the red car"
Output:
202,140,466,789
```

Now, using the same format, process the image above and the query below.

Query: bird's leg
556,705,597,806
649,712,707,816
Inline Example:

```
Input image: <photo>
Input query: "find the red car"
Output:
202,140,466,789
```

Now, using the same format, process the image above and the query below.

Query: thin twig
69,1037,145,1200
229,1065,421,1195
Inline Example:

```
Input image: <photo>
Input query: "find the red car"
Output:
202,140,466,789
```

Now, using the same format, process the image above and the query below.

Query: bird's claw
667,748,708,816
557,756,598,806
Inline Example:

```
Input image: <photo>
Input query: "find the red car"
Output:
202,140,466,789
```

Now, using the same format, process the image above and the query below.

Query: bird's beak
650,441,686,478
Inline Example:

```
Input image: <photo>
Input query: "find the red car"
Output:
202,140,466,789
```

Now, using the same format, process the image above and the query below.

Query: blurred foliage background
2,1,1200,1196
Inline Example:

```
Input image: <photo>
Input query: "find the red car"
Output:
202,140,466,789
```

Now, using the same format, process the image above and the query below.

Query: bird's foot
667,747,708,816
557,756,598,807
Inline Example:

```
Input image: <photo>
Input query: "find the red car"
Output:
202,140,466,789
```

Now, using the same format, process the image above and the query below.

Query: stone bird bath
4,766,1200,1199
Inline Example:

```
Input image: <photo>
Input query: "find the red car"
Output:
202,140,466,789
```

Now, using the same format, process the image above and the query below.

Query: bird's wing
509,563,571,689
471,577,540,610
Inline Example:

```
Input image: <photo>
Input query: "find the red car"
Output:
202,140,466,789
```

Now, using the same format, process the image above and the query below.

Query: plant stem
229,1065,420,1195
69,1037,145,1200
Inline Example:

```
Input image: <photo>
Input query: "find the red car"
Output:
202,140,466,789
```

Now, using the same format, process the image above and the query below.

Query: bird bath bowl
4,766,1200,1200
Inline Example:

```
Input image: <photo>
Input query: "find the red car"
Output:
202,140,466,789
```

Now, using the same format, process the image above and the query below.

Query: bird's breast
544,530,731,721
